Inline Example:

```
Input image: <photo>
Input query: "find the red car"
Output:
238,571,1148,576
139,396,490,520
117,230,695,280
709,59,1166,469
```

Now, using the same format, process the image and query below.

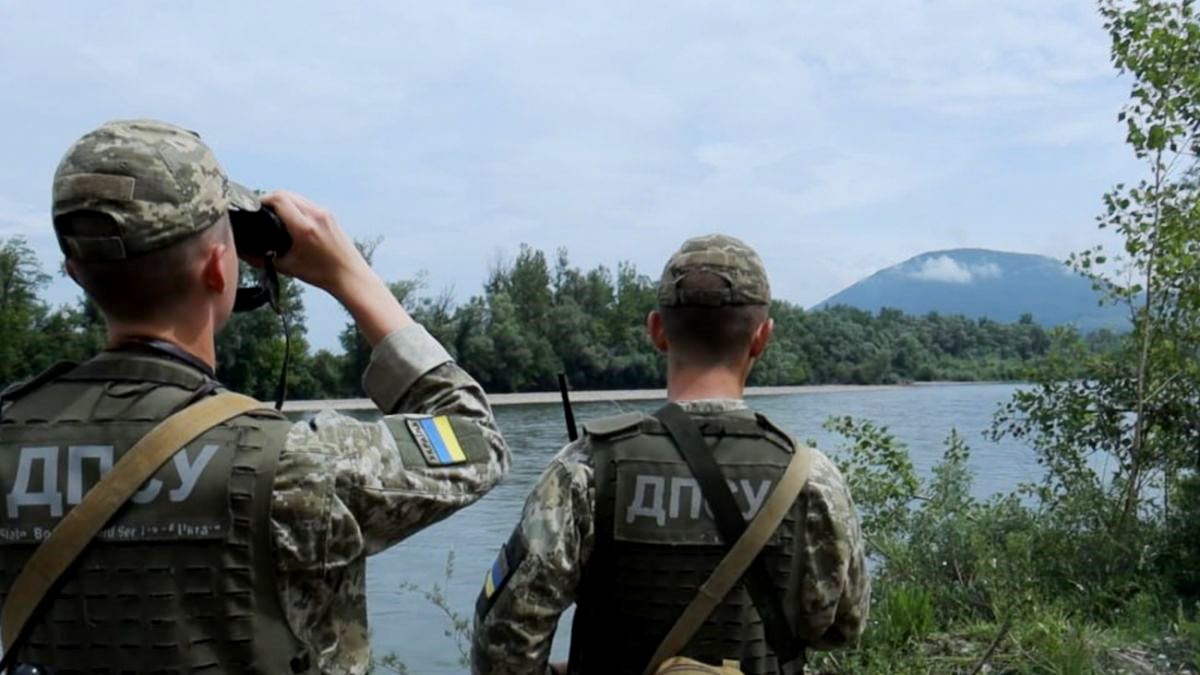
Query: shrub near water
815,0,1200,669
810,418,1196,674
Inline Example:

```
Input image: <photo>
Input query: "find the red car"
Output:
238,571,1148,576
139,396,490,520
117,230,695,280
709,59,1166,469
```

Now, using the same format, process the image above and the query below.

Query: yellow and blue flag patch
483,550,509,599
476,530,526,617
406,416,467,466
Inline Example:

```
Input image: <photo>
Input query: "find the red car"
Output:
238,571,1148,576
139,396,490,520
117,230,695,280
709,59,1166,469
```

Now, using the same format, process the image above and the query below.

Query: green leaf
1148,124,1168,150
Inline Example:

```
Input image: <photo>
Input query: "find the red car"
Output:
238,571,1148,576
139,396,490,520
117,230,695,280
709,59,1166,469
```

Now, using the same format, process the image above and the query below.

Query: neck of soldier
105,315,218,370
665,356,749,403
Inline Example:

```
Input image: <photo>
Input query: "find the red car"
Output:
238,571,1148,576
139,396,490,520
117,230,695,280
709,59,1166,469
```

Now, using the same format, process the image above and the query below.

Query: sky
0,1,1140,352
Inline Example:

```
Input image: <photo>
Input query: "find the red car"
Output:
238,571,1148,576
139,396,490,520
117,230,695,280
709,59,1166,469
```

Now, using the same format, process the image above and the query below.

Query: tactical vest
569,409,801,675
0,351,314,674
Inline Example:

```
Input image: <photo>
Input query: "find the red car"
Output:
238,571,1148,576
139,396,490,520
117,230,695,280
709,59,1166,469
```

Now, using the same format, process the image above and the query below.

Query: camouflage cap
657,234,771,307
51,119,260,260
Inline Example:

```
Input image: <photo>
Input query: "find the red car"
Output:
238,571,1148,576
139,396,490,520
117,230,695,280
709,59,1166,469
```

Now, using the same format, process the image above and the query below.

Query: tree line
1,237,1113,400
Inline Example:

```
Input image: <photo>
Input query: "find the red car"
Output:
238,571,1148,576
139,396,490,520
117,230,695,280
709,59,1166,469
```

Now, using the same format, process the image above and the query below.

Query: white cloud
0,1,1137,349
907,256,1003,284
974,262,1003,280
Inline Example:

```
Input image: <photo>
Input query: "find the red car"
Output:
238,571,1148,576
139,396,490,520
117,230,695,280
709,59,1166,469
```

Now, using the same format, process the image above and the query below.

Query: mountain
815,249,1128,332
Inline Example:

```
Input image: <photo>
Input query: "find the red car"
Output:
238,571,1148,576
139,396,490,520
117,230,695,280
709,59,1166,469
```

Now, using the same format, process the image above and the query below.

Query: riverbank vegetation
811,1,1200,671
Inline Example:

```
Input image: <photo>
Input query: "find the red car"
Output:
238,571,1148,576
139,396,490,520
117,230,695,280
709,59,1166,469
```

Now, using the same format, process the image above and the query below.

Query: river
350,382,1032,673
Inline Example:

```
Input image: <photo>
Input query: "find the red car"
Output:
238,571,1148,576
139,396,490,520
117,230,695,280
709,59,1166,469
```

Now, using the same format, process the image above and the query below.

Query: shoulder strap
650,403,805,674
643,439,812,675
0,392,269,671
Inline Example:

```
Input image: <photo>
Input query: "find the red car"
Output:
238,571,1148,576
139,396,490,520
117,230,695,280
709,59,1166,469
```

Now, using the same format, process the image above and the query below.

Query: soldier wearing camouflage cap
472,235,868,674
0,120,511,674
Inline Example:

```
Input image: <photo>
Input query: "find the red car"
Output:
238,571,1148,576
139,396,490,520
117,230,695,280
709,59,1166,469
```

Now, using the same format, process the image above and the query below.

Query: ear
200,241,230,294
647,310,669,353
748,317,774,359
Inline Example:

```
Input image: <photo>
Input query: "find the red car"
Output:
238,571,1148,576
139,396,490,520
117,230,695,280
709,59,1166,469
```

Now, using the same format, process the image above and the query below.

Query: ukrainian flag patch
476,529,526,617
483,549,509,599
406,416,468,466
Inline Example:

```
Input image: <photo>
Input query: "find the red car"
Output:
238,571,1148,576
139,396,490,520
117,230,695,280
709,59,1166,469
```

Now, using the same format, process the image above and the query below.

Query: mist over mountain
815,249,1128,332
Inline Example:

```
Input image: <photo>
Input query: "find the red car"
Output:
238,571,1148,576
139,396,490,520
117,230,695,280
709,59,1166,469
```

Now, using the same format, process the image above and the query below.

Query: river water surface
355,383,1031,673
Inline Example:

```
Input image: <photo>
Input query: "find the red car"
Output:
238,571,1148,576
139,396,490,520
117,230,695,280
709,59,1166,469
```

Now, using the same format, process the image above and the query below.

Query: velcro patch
406,416,467,466
613,459,784,546
55,173,137,203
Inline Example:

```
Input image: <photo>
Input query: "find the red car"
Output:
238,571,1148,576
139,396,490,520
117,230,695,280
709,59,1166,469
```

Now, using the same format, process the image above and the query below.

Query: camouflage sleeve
788,449,870,649
470,440,595,675
273,323,511,559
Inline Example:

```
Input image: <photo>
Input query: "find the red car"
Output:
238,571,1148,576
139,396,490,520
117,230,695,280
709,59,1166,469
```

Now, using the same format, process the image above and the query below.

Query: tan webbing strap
0,392,268,663
643,446,814,675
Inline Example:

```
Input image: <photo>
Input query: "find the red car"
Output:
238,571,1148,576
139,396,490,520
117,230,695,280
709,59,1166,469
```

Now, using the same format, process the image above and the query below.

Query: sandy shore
281,382,932,412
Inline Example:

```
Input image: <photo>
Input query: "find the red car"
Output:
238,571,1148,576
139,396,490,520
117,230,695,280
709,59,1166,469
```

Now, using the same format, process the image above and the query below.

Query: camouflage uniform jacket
272,323,510,674
471,399,868,674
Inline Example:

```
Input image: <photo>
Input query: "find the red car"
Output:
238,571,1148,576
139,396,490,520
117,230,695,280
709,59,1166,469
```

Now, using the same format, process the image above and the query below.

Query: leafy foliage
814,419,1196,674
0,239,1102,398
995,0,1200,536
818,3,1200,671
0,237,104,388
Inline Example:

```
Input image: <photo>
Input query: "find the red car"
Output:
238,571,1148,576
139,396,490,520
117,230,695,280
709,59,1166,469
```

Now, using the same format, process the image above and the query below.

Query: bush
819,415,1192,673
1164,474,1200,601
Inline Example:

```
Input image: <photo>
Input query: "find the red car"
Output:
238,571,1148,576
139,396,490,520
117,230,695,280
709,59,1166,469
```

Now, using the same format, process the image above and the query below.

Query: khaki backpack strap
643,445,814,675
0,392,268,666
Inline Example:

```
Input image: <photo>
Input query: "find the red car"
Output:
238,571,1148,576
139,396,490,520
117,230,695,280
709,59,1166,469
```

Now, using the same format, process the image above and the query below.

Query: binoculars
228,205,291,314
229,204,292,260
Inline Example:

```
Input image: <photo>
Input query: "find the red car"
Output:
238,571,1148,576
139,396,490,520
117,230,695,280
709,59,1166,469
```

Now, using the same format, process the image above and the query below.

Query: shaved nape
65,213,231,324
658,303,769,368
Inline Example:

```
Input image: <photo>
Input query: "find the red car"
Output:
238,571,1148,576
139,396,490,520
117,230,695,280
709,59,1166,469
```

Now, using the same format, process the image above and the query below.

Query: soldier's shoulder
277,409,368,463
751,411,793,441
745,411,803,452
802,446,843,481
581,411,650,439
798,446,857,514
0,361,78,405
228,398,289,425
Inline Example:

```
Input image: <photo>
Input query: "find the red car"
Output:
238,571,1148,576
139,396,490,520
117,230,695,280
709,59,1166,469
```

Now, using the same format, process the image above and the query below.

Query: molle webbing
0,354,310,673
571,410,798,675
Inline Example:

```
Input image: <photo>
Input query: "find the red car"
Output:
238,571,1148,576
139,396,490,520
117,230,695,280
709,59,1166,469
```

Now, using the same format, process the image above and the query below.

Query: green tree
1,235,1111,399
995,0,1200,541
216,265,314,402
0,237,52,387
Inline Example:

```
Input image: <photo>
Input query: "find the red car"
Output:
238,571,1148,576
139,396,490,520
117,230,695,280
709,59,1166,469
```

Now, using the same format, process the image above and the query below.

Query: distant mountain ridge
815,248,1128,332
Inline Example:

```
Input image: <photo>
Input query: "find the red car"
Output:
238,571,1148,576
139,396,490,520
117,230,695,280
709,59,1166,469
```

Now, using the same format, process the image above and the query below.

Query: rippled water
360,383,1030,673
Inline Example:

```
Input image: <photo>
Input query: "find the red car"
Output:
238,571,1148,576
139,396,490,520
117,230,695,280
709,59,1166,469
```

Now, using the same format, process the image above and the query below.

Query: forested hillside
817,248,1130,331
1,239,1112,400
